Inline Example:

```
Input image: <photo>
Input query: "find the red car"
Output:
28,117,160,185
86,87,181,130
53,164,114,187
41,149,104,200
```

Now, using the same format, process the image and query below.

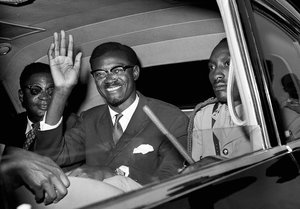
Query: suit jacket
2,111,78,150
35,93,189,185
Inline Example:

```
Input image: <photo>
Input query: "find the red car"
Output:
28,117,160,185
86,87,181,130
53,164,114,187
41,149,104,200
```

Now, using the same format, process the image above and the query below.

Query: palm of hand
51,56,79,87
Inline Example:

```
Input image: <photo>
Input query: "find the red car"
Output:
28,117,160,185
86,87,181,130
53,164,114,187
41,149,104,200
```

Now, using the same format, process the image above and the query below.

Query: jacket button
222,148,228,155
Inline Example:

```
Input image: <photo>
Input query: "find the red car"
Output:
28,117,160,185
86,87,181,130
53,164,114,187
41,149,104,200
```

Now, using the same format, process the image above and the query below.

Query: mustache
213,78,226,85
104,81,123,88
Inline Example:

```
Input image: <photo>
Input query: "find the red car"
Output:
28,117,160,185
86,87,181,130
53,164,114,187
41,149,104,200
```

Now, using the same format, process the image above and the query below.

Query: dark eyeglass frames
90,65,135,80
24,85,54,96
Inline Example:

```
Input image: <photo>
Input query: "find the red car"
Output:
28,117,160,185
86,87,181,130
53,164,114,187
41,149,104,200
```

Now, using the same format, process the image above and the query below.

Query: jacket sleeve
154,113,189,181
34,113,85,167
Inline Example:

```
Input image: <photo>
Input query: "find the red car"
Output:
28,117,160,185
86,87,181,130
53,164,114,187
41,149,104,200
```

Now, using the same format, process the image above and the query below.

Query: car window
251,0,300,144
136,60,214,110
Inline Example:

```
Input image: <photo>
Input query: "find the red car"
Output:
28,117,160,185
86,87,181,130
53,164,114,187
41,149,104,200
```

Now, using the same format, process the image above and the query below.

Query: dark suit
2,112,78,150
36,93,189,185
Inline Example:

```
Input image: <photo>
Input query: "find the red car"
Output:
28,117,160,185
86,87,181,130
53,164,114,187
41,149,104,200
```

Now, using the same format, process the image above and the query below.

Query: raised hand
48,30,82,92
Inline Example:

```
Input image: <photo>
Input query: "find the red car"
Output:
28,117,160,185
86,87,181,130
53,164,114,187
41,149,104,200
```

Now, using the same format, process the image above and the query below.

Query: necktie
112,114,123,144
23,122,40,150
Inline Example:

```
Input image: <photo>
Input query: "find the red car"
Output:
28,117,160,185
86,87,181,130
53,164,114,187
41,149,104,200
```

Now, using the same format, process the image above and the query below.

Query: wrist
53,87,72,99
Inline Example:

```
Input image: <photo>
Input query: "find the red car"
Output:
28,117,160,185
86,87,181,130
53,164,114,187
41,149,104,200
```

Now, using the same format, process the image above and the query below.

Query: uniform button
222,148,228,155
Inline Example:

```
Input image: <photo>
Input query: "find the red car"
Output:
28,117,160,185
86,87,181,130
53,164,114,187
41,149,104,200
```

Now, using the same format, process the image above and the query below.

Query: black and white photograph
1,0,300,208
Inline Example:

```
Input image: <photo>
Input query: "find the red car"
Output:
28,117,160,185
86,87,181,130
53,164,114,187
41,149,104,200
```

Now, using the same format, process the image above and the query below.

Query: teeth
107,86,121,92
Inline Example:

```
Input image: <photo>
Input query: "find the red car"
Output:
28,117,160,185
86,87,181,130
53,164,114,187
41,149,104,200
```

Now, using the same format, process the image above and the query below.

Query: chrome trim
219,0,270,149
253,0,300,39
231,0,271,148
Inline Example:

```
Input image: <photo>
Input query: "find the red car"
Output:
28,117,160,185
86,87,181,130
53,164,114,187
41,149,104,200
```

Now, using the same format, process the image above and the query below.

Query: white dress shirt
40,95,139,132
25,117,34,134
108,95,139,132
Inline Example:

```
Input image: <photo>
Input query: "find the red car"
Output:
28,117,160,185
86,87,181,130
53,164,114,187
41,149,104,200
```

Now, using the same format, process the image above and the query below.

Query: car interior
4,0,300,208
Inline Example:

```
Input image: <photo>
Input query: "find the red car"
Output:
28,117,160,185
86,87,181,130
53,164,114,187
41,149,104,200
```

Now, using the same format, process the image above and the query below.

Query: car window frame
235,0,289,148
242,0,300,146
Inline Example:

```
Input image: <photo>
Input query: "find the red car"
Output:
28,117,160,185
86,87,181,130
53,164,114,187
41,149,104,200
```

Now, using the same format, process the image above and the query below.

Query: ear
18,89,24,104
133,65,140,81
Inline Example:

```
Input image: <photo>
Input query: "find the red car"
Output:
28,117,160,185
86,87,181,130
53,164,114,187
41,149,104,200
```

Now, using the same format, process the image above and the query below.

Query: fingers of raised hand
54,32,60,57
60,30,66,56
52,30,72,58
74,51,82,71
67,34,73,60
54,30,65,57
48,42,55,61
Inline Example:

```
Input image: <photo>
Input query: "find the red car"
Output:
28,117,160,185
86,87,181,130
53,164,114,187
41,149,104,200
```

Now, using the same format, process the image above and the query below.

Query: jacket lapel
106,94,150,164
98,106,115,148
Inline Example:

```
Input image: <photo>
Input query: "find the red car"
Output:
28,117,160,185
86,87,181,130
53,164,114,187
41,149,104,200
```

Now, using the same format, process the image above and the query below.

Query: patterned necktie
23,122,40,150
112,114,123,144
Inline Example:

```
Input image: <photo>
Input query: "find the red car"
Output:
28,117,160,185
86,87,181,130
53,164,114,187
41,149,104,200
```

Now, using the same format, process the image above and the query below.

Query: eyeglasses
25,85,54,96
90,65,135,80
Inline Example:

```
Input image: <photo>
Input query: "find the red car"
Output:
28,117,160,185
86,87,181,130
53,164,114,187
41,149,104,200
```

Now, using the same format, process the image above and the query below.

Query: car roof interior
0,0,224,115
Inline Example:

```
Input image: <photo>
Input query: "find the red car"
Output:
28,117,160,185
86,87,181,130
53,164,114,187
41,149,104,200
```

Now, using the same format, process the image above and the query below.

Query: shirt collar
108,94,139,122
26,117,34,133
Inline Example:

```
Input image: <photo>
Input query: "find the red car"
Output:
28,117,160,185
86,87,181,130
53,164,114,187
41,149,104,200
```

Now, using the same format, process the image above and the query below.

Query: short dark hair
19,62,51,89
89,42,139,66
219,37,227,44
209,37,228,61
281,73,299,100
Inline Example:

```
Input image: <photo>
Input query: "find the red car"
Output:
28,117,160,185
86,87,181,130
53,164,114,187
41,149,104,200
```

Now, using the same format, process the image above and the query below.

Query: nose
104,72,118,82
213,67,224,83
38,90,51,100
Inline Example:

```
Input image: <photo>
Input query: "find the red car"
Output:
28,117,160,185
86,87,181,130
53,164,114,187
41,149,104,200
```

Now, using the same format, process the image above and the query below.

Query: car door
206,0,300,208
161,0,300,207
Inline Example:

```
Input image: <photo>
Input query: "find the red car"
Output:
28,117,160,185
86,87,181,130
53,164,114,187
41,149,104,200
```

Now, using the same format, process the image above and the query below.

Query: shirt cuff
39,112,63,131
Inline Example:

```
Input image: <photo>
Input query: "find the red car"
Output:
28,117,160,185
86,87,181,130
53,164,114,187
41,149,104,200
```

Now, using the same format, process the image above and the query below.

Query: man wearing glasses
35,30,189,186
2,62,78,152
2,63,53,150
